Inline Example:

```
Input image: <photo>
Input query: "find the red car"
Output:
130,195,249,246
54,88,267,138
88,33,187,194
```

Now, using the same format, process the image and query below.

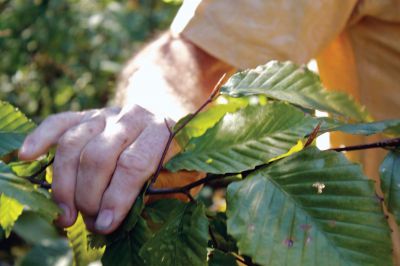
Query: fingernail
95,209,113,231
19,144,30,156
58,203,70,221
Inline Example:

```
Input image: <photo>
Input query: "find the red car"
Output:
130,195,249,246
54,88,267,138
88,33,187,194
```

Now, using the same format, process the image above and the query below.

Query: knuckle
117,152,153,175
102,189,125,208
58,133,79,152
80,144,108,169
119,106,152,125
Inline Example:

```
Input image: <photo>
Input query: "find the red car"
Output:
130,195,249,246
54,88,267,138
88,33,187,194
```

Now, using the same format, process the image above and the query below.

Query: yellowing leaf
268,140,304,163
0,194,24,238
66,213,104,266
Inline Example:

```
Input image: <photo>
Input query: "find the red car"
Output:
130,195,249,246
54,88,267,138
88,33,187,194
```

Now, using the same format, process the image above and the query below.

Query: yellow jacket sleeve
171,0,357,68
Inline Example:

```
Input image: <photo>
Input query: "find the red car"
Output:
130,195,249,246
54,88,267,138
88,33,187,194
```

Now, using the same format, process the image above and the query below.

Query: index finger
19,112,85,161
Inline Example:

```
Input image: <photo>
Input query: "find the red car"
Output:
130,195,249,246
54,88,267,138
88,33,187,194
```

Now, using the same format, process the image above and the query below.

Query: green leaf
106,192,145,244
13,211,60,245
140,202,209,266
220,61,369,121
66,214,104,266
208,250,238,266
20,239,73,266
209,212,237,253
145,199,186,225
0,193,24,238
102,217,152,266
0,172,59,220
321,118,400,136
227,148,392,266
0,161,12,173
166,102,316,174
0,101,35,156
9,150,54,179
88,233,107,250
380,151,400,230
174,96,249,148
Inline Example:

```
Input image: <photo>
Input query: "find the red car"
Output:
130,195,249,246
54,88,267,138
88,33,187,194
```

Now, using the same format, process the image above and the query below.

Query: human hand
19,105,173,234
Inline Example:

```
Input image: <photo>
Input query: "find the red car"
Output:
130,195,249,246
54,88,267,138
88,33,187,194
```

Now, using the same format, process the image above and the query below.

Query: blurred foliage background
0,0,182,122
0,1,182,264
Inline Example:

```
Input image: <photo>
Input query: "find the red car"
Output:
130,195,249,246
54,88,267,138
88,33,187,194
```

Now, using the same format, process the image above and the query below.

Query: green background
0,0,181,122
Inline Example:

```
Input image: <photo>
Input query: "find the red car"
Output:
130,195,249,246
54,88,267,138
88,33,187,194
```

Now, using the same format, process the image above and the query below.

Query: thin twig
184,191,195,202
146,137,400,196
24,157,54,189
147,173,225,195
148,74,227,187
24,157,54,180
304,122,321,147
329,137,400,152
28,179,51,190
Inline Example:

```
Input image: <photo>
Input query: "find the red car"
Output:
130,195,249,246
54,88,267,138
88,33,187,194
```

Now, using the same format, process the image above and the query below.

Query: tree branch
147,173,226,195
329,137,400,152
146,137,400,196
23,157,53,189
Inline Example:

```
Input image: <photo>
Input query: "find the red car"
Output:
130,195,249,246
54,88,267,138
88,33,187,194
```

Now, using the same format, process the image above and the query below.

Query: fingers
75,105,152,216
52,117,106,227
94,122,170,233
19,112,85,161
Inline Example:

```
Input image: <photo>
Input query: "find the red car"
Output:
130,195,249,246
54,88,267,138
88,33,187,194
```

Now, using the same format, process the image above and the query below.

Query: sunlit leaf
267,139,304,163
220,61,370,121
174,96,249,148
66,214,104,266
140,202,209,266
227,148,392,266
0,173,59,220
0,194,24,238
380,151,400,230
0,101,35,156
167,102,316,174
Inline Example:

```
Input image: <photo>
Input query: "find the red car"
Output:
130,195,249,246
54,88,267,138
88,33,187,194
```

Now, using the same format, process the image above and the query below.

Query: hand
19,105,172,234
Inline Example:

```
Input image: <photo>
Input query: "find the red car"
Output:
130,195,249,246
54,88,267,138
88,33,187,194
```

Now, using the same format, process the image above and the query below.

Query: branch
147,74,227,188
147,173,226,195
23,157,53,190
329,137,400,152
146,137,400,196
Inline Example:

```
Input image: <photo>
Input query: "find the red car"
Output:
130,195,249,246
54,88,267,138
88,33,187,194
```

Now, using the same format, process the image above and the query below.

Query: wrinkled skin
19,105,201,234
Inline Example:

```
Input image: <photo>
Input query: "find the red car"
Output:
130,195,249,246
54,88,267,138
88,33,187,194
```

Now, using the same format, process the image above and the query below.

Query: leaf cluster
0,61,400,265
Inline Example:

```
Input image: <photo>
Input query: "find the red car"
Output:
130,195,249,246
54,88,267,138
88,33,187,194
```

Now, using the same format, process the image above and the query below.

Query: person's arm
19,31,234,234
115,32,235,120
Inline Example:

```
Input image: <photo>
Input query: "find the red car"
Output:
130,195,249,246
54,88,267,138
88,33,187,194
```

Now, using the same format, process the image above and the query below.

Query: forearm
114,31,235,120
